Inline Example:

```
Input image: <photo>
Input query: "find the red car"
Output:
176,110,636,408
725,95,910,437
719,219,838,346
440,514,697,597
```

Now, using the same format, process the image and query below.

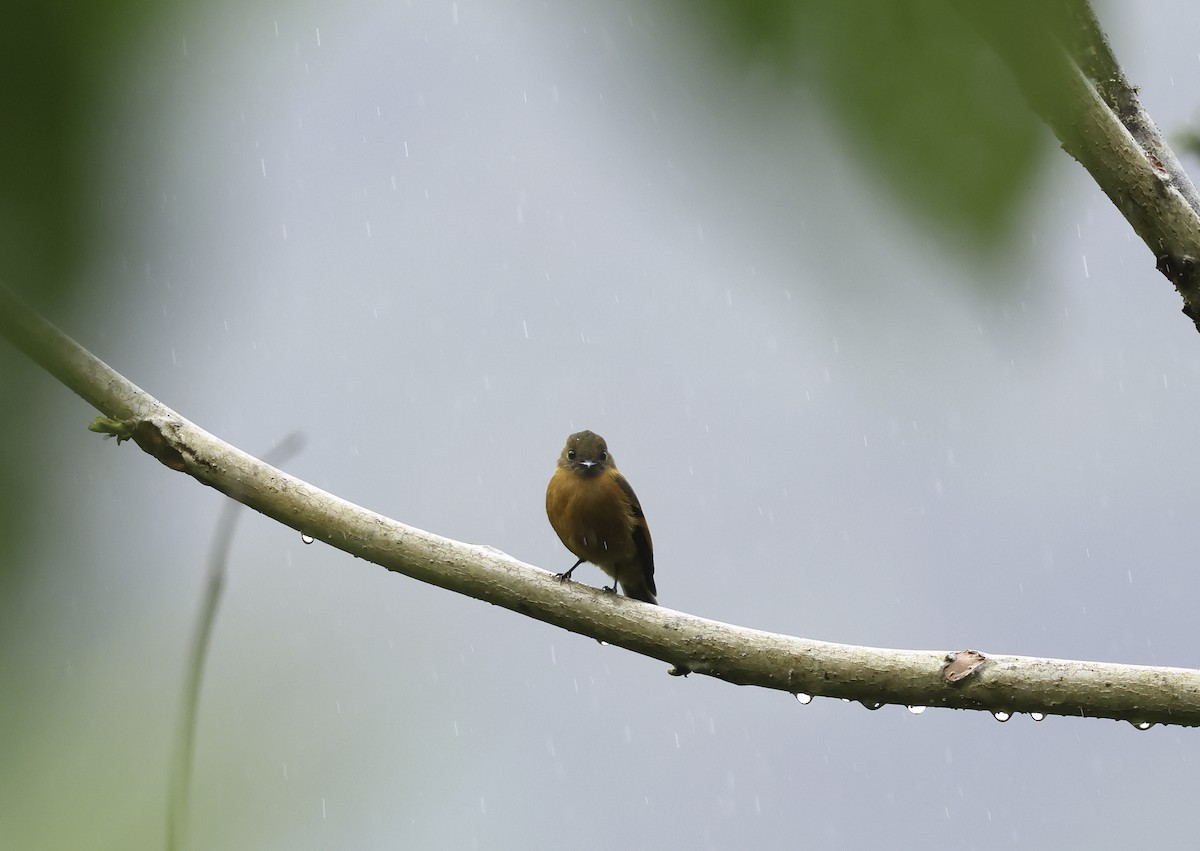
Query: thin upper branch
2,285,1198,727
954,0,1200,329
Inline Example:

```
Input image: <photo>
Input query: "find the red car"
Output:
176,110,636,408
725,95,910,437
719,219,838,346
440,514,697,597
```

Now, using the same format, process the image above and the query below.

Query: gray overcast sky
5,1,1200,848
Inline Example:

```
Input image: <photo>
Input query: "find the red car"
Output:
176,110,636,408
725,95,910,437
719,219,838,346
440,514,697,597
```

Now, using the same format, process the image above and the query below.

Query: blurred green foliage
684,1,1047,251
0,0,155,587
0,0,155,307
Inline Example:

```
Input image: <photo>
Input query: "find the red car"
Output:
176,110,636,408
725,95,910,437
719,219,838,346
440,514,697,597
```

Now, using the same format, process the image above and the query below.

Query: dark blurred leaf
0,0,156,579
684,1,1047,252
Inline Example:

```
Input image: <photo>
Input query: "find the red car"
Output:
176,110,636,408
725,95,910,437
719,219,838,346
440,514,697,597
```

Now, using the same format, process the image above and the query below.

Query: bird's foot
556,560,584,583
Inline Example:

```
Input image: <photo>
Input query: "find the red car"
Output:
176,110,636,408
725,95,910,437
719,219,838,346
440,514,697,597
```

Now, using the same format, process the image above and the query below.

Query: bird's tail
620,576,658,606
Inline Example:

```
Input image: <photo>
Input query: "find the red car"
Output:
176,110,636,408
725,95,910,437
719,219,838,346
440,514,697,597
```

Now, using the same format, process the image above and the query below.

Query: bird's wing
614,472,655,594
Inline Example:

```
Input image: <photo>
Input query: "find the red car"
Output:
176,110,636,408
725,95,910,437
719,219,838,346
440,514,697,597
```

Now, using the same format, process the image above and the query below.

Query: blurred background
3,1,1200,848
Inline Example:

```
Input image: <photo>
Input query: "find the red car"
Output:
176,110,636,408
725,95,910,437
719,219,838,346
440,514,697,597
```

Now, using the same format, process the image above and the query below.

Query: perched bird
545,430,657,604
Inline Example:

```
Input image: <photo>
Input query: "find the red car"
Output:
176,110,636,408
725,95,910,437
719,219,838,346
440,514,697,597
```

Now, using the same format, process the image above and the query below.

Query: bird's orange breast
545,466,639,571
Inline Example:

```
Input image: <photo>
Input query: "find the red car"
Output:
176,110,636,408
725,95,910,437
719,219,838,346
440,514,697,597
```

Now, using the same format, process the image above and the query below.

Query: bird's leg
556,558,585,582
604,565,619,595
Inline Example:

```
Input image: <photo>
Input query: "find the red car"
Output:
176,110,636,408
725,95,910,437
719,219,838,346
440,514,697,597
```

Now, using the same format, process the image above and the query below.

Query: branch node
942,649,990,684
90,415,187,471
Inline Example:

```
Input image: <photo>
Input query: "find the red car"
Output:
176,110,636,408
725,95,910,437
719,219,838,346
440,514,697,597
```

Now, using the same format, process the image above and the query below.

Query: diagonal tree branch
953,0,1200,329
2,284,1199,728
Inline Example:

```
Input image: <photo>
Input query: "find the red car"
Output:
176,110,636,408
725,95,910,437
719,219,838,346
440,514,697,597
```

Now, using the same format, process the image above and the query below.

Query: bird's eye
600,451,607,461
567,449,576,460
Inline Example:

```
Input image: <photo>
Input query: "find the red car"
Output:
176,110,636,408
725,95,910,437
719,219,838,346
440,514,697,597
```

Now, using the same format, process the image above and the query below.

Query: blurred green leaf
685,1,1047,252
0,0,156,581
